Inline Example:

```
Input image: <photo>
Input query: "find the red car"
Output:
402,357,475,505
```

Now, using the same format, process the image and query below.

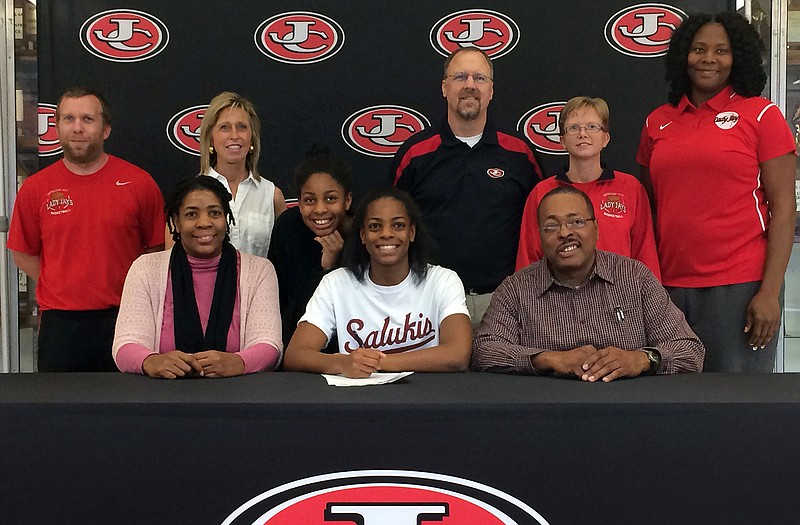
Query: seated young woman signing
283,187,472,377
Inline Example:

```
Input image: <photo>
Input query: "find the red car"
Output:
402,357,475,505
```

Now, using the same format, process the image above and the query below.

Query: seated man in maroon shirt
472,186,704,381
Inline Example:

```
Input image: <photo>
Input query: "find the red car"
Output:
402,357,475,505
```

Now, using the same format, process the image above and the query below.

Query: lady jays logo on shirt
599,193,627,219
714,111,740,130
221,470,551,525
45,189,74,215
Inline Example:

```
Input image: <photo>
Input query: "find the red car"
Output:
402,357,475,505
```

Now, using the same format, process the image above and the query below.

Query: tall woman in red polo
637,12,796,372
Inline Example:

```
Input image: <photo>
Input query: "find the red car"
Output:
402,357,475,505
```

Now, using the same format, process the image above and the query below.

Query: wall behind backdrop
36,0,729,201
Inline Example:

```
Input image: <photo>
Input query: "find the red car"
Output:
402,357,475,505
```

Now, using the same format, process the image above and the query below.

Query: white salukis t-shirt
299,265,469,354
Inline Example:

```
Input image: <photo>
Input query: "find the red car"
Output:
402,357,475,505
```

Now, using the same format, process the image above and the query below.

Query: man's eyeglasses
561,123,605,135
444,72,493,84
540,217,597,234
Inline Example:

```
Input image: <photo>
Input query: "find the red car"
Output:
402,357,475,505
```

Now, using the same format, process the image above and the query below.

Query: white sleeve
432,267,471,320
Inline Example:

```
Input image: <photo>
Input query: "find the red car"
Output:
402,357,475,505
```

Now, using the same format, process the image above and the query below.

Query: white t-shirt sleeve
430,266,471,321
298,270,340,344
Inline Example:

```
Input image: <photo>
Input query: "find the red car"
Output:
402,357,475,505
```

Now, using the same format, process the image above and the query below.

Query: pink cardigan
113,249,283,373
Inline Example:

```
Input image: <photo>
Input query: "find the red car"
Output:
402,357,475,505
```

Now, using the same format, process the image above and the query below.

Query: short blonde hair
559,96,609,135
199,91,262,180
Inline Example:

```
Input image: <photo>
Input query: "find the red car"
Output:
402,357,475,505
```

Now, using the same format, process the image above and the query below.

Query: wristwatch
640,347,661,375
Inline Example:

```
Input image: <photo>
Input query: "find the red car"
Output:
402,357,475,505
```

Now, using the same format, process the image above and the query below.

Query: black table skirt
1,372,798,524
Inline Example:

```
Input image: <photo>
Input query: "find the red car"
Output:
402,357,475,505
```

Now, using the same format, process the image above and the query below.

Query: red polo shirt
637,86,796,287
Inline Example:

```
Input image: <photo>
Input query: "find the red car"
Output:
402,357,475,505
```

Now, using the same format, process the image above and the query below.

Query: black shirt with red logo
391,118,542,292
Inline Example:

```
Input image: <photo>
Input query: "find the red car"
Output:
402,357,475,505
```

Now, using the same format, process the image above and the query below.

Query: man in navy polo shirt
391,47,542,328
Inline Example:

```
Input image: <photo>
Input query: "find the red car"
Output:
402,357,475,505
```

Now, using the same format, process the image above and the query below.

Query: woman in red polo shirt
516,96,660,280
637,12,796,372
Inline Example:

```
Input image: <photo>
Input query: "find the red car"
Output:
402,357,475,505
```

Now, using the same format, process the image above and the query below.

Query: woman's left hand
744,290,781,349
194,350,246,377
749,152,796,351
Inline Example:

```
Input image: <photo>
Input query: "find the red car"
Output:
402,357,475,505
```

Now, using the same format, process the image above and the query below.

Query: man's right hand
532,345,597,377
142,351,204,379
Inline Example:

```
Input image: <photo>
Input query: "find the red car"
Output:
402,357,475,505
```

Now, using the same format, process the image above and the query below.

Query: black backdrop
37,1,729,200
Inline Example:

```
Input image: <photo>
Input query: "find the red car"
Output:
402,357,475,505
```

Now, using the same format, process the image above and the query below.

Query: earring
209,146,215,155
249,145,254,152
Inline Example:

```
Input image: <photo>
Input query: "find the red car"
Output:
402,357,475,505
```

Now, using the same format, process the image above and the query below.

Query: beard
61,137,104,165
456,88,482,121
457,102,481,121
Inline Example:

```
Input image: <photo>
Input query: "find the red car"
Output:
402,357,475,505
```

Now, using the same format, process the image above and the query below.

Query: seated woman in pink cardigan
113,176,282,378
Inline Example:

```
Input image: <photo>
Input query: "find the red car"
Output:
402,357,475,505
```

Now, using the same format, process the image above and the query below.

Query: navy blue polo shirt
392,118,542,292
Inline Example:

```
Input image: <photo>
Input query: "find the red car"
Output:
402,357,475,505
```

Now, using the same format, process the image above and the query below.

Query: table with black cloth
1,372,799,524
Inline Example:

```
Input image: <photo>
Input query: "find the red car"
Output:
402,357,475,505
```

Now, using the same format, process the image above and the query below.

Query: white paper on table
322,371,414,387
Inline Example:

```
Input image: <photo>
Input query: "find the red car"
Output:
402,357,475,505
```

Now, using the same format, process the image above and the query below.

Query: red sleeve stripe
497,131,543,180
393,134,443,186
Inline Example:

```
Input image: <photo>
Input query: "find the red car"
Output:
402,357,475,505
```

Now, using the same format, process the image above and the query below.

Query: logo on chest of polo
346,313,435,353
45,189,74,215
599,192,627,218
714,111,740,130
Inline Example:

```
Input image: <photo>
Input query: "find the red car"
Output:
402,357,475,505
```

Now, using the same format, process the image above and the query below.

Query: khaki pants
465,292,494,331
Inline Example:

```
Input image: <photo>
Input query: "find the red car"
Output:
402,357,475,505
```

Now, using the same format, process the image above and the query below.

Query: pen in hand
352,331,367,349
345,331,387,377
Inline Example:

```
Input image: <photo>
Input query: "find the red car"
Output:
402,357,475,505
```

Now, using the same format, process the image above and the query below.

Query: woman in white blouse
168,91,286,257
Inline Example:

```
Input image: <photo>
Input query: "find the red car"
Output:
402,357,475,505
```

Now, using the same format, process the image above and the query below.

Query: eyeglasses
444,72,493,84
539,217,597,234
561,123,605,135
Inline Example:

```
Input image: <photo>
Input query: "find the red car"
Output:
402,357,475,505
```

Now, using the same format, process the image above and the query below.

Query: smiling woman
192,92,286,257
686,22,733,105
164,92,287,257
268,147,355,346
283,187,473,378
173,188,228,258
637,12,797,373
113,177,283,379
